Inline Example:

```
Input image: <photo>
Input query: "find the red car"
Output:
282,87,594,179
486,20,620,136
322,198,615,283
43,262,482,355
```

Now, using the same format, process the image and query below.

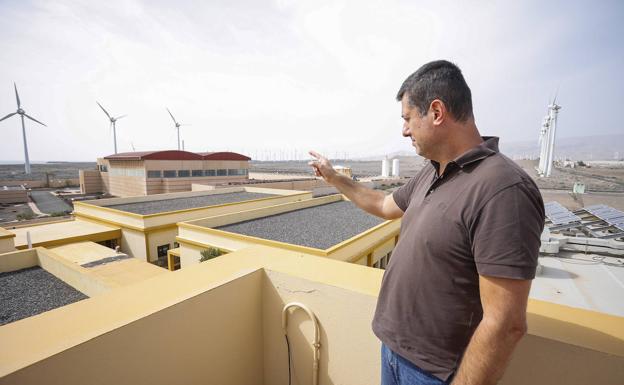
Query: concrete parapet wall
36,247,110,297
0,248,38,272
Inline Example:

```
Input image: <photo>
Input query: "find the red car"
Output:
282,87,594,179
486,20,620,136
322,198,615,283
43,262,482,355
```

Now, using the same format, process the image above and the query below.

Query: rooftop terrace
216,200,384,249
0,246,622,385
0,266,87,325
105,191,277,215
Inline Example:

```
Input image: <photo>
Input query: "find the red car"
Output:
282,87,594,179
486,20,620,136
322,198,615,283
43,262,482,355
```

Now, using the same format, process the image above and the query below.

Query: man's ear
429,99,446,125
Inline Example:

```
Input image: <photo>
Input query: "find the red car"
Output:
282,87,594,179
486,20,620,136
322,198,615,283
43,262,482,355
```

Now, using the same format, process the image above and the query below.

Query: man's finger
309,150,324,161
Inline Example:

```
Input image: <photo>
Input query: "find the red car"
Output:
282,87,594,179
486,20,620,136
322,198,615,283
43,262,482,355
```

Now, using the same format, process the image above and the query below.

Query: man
309,60,544,385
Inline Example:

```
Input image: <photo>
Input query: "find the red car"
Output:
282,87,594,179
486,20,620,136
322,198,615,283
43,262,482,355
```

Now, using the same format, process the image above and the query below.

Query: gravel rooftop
0,267,88,326
216,200,384,249
104,192,276,215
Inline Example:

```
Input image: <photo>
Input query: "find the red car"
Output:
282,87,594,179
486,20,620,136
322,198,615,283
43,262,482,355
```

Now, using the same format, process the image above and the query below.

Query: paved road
29,191,72,214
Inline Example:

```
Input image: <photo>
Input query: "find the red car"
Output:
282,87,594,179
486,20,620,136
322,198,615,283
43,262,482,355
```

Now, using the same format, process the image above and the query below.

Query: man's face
401,94,435,158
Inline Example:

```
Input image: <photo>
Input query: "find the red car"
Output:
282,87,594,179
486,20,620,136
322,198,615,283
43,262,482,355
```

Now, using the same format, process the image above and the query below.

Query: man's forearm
326,173,388,218
451,318,526,385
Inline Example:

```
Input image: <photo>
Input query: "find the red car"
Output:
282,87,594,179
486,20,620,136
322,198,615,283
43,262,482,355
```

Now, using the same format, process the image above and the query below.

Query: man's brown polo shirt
372,137,544,381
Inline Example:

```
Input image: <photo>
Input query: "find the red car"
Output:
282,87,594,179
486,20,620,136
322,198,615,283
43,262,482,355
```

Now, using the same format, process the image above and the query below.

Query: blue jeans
381,344,450,385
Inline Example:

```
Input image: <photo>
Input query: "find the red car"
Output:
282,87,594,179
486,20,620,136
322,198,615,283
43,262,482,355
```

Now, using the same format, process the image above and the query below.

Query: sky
0,0,622,162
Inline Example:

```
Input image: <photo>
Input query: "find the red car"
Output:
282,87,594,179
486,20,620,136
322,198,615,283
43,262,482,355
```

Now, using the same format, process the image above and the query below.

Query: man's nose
402,123,410,137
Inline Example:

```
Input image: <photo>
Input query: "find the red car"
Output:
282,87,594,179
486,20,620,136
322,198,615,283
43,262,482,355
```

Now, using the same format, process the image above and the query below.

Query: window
178,170,190,178
173,242,180,248
205,169,216,176
99,165,108,172
217,169,227,176
228,169,247,176
163,170,176,178
191,170,203,177
157,244,170,258
147,170,162,178
109,167,145,177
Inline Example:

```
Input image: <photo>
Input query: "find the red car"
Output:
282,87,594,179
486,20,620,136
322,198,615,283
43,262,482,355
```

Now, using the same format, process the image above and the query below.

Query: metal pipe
282,302,320,385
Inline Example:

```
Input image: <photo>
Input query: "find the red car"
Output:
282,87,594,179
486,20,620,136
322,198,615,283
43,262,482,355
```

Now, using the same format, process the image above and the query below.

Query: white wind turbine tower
166,108,189,151
0,83,47,174
537,95,562,177
97,101,127,154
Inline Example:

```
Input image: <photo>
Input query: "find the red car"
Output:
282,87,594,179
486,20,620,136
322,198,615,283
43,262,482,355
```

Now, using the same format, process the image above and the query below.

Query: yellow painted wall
0,237,15,254
148,227,178,262
120,228,148,261
36,248,110,297
0,245,622,384
263,270,380,385
0,270,264,385
0,248,38,272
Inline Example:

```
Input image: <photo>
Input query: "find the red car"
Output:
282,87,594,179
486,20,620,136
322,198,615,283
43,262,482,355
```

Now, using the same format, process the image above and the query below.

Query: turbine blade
166,108,178,125
96,101,112,119
14,83,21,108
115,114,127,120
0,112,17,122
24,114,47,126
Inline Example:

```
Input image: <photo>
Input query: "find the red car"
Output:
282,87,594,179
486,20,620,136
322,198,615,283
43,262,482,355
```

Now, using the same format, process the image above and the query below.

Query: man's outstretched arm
308,150,403,220
451,275,531,385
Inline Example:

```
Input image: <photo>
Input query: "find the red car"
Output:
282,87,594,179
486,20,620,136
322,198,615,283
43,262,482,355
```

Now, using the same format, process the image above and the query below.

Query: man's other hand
308,150,338,183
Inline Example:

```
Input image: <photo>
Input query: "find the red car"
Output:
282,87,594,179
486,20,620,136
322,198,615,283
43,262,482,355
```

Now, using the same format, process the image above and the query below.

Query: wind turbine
0,83,46,174
166,108,189,151
97,101,126,154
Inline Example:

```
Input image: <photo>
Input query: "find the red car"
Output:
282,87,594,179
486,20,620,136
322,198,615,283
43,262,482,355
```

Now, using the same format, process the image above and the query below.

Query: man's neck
435,122,483,175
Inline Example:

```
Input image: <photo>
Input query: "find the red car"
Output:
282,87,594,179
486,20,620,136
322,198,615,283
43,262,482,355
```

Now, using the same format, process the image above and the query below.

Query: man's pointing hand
308,150,338,183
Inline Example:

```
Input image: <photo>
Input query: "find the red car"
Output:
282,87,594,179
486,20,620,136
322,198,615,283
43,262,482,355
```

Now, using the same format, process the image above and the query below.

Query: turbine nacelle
17,108,25,115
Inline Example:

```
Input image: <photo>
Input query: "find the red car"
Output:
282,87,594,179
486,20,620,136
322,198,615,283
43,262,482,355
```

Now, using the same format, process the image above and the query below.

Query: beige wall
36,248,109,297
120,228,148,261
94,158,251,197
0,270,264,385
502,333,624,384
0,231,16,254
0,246,622,385
79,169,102,194
0,188,28,204
263,270,380,385
0,248,38,272
148,227,178,263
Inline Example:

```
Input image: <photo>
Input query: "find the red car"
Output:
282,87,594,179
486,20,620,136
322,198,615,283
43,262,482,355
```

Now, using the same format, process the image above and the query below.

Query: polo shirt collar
454,136,499,168
431,136,499,173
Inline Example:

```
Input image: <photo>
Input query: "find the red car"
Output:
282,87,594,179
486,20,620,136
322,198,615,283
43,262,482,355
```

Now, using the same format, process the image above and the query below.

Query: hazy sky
0,0,622,162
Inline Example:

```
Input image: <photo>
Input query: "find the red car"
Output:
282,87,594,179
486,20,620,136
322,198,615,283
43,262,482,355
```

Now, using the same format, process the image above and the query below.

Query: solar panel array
584,204,624,232
545,202,582,225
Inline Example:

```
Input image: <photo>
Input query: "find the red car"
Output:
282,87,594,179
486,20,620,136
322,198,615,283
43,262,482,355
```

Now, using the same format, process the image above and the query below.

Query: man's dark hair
396,60,473,122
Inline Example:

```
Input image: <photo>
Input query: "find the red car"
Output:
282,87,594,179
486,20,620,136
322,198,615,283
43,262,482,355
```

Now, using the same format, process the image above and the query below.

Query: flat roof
0,266,87,325
104,191,277,215
216,201,384,249
50,242,166,287
531,252,624,317
9,220,120,249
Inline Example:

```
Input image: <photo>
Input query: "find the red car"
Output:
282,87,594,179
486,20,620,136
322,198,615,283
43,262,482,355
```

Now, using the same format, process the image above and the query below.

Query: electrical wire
285,334,292,385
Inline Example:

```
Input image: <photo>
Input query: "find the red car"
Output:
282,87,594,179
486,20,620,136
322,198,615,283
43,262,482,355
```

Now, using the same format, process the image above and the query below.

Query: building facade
80,150,251,197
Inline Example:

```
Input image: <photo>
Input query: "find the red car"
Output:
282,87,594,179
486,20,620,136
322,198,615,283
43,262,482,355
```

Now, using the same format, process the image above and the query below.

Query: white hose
282,302,321,385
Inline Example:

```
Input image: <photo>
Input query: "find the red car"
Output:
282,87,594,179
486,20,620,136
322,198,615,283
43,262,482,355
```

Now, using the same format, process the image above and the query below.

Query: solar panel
582,205,624,231
545,202,582,225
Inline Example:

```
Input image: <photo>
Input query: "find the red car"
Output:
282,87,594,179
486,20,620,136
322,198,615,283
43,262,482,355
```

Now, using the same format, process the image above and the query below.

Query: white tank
392,159,400,177
381,158,390,177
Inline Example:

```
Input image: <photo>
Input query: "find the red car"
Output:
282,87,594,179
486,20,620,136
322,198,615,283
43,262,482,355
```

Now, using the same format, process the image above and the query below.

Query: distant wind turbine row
0,81,192,174
95,102,190,154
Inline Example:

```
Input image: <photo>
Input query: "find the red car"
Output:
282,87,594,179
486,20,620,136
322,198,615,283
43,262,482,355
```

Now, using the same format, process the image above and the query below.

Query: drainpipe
282,302,320,385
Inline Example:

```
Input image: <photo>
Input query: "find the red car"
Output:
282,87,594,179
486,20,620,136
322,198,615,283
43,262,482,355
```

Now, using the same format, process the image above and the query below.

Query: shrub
199,247,224,262
16,211,34,221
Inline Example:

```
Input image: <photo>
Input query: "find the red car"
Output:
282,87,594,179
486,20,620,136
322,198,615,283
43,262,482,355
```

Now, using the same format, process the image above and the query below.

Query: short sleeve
392,176,419,212
471,181,545,280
